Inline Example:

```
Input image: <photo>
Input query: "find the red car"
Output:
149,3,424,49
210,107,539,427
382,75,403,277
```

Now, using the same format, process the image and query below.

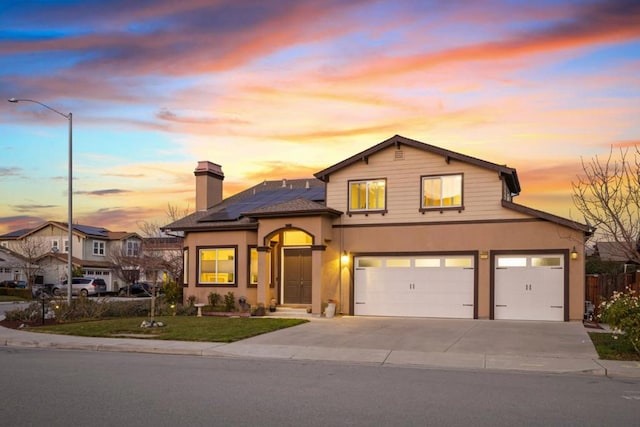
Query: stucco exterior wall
183,229,258,305
330,219,585,320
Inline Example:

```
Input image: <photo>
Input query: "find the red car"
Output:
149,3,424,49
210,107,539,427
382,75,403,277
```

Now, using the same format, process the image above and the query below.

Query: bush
223,292,235,312
4,302,43,322
208,292,221,307
163,280,183,305
599,288,640,355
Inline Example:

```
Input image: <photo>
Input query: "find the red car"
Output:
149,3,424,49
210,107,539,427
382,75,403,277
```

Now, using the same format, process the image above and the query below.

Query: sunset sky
1,0,639,236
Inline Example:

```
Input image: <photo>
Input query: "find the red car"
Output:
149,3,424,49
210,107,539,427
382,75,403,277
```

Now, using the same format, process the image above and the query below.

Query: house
141,236,185,284
0,221,143,292
164,135,592,321
592,241,639,273
0,247,29,284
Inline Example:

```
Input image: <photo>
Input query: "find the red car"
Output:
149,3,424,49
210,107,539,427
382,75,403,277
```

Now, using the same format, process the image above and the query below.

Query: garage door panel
355,256,474,319
494,255,564,321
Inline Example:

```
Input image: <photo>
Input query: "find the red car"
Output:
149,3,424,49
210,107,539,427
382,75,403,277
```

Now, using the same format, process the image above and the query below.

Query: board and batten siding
326,144,530,225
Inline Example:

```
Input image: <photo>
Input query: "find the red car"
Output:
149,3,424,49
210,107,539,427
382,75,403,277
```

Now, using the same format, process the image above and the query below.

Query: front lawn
27,316,308,343
588,332,640,361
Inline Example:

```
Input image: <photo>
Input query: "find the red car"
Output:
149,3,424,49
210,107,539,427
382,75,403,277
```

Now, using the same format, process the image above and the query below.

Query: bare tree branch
572,146,640,263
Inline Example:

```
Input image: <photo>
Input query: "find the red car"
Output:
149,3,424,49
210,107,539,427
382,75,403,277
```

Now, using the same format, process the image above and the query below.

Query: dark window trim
347,177,388,215
419,173,464,212
196,245,238,288
247,245,258,288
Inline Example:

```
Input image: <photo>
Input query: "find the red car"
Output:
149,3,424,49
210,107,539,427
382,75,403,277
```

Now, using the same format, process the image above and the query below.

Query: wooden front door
283,248,312,304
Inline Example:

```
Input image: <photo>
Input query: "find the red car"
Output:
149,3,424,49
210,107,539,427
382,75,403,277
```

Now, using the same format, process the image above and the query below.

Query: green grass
588,332,640,361
28,316,309,343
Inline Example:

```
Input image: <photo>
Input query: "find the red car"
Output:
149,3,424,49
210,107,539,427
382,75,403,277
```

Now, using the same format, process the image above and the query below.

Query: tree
572,146,640,264
13,236,48,288
137,203,187,286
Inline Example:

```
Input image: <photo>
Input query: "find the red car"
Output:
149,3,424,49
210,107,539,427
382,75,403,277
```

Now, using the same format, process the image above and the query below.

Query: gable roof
314,134,521,195
595,241,639,263
0,221,140,241
164,178,328,231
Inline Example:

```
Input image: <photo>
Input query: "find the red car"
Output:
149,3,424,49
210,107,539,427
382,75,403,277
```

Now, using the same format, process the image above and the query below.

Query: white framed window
349,179,386,212
198,247,236,285
63,240,69,253
93,240,105,256
1,241,8,248
126,240,140,257
51,240,60,252
421,174,463,209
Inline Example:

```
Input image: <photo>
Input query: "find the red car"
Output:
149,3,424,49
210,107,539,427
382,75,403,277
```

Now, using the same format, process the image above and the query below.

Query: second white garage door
354,255,475,318
494,254,565,321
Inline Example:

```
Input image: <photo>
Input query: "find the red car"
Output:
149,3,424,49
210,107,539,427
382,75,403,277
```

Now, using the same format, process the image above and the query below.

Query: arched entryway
266,228,314,305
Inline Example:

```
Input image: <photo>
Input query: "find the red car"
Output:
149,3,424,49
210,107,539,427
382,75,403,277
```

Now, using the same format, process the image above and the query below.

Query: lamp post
8,98,73,305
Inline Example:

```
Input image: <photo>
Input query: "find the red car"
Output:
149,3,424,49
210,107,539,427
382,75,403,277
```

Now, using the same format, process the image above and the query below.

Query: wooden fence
585,272,639,315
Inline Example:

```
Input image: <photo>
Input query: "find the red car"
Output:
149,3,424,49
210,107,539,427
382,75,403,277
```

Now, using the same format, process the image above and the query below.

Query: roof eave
502,200,594,235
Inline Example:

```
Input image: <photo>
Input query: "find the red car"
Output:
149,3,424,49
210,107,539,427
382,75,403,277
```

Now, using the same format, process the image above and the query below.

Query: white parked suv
52,277,107,297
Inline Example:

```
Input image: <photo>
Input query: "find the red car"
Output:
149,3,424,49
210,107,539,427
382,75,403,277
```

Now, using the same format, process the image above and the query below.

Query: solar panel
73,224,109,237
200,187,325,222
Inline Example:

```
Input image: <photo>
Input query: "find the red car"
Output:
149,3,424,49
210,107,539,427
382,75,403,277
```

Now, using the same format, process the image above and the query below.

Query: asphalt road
1,347,638,426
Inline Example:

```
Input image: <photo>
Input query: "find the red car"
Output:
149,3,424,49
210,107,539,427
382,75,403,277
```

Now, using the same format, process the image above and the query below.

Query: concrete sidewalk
1,311,639,378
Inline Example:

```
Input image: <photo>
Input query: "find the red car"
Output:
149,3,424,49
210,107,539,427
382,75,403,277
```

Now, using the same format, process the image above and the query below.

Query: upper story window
51,240,59,252
93,240,105,256
63,240,69,253
421,174,463,210
126,240,140,257
349,179,386,213
198,246,236,285
0,241,7,248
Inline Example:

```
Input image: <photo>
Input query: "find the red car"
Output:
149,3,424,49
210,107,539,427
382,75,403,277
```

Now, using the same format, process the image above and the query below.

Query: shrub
208,292,221,307
223,292,235,312
4,302,43,322
186,295,197,307
163,280,183,305
599,288,640,355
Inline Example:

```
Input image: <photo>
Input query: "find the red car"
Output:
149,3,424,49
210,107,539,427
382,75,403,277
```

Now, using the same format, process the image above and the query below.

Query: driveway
241,317,597,358
219,316,602,373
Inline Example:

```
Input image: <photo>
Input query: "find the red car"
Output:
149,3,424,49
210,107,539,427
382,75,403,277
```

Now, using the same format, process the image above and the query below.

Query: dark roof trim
314,135,521,194
502,200,593,235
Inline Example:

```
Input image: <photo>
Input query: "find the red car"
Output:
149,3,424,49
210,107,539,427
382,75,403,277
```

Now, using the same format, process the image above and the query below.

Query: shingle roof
595,241,639,263
244,197,341,218
501,200,593,234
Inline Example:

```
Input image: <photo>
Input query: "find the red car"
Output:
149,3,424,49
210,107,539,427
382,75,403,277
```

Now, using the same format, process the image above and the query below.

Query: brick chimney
194,161,224,211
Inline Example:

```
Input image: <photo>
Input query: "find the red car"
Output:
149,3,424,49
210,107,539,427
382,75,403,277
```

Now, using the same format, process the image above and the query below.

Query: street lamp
8,97,73,305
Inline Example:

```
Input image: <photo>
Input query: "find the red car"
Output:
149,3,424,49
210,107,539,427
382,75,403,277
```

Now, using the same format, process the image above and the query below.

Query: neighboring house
141,236,184,284
592,241,639,272
164,135,593,321
0,221,142,292
0,247,29,283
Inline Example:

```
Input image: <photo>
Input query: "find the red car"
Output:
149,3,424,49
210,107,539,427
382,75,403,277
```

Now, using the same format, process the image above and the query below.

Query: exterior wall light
341,251,349,264
570,247,579,260
479,251,489,260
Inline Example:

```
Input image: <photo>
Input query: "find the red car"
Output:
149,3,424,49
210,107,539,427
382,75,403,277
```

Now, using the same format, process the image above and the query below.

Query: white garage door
354,255,475,318
494,254,565,321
